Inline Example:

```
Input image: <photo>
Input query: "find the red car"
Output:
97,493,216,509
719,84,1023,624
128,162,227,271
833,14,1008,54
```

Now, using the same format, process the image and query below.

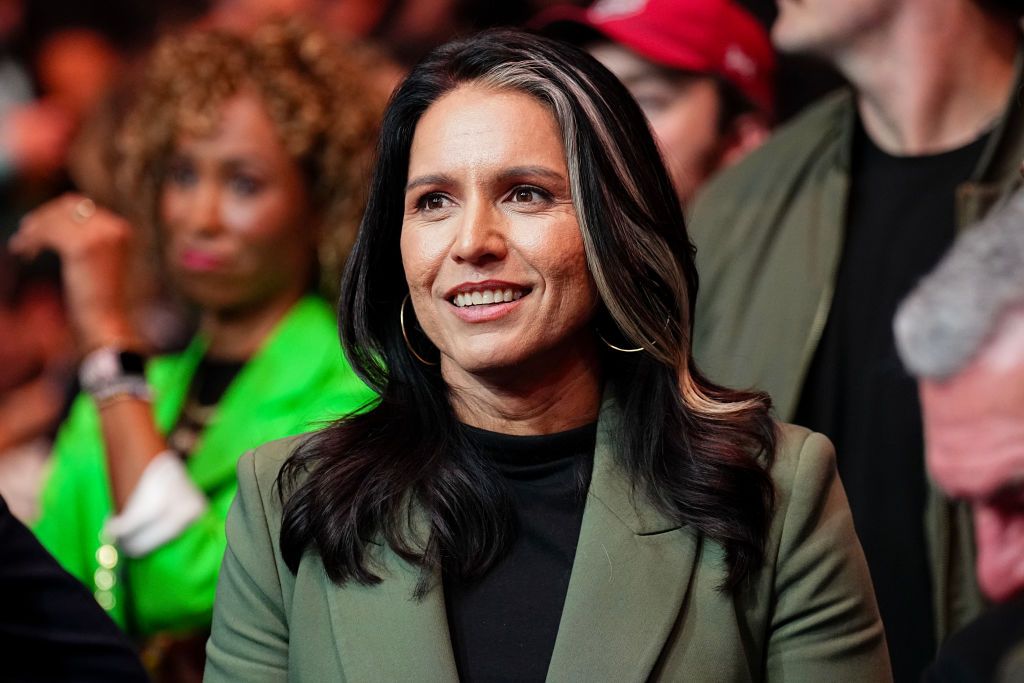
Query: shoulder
764,422,845,550
769,422,836,491
238,432,315,490
689,89,853,223
228,432,320,559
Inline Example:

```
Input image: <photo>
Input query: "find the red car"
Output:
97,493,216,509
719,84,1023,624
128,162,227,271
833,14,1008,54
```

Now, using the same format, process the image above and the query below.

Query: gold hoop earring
400,294,438,366
596,315,672,353
596,330,645,353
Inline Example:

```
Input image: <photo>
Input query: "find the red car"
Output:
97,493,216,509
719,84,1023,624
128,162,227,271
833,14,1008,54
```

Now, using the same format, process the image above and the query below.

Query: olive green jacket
205,400,891,682
687,47,1024,643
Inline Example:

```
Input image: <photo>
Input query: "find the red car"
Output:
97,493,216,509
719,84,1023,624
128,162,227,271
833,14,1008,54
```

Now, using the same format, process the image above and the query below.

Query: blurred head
772,0,1021,61
36,28,120,119
117,19,390,313
771,0,896,59
341,29,701,397
0,249,68,393
534,0,774,205
895,188,1024,602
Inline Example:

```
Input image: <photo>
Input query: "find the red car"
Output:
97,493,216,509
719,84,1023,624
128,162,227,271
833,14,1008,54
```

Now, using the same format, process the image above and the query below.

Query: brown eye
421,193,447,210
513,188,535,202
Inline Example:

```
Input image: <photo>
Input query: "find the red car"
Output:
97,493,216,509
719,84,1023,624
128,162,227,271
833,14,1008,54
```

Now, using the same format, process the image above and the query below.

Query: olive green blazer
205,399,891,682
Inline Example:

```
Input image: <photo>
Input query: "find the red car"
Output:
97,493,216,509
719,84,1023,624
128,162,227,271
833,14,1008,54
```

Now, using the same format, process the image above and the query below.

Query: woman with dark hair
206,29,891,682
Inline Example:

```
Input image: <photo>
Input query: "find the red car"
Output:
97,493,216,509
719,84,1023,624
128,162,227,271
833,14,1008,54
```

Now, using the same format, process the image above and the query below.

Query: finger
9,214,43,257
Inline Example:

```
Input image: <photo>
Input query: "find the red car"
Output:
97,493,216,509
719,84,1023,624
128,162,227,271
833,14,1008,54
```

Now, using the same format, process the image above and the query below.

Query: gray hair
894,187,1024,379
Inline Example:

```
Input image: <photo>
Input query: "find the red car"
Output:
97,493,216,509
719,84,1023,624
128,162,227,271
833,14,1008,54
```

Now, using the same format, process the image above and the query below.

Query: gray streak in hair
894,187,1024,379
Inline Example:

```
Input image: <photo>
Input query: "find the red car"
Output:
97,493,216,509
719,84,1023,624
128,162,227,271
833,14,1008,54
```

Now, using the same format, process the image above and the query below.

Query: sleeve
32,393,240,634
204,448,289,682
0,495,150,682
104,450,208,556
32,395,103,581
124,478,237,634
765,430,894,682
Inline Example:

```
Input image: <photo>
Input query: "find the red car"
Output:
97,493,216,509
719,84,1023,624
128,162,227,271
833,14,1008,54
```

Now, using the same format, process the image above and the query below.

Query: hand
9,194,141,352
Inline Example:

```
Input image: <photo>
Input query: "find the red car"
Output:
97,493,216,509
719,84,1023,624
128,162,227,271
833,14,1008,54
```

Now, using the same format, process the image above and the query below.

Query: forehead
172,92,289,161
408,84,566,174
586,41,695,89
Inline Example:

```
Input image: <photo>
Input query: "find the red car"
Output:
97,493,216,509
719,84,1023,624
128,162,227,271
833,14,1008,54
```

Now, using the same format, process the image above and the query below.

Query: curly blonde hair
116,19,393,296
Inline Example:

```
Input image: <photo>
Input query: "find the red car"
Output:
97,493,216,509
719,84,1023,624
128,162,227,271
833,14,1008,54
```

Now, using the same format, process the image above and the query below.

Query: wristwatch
80,347,150,401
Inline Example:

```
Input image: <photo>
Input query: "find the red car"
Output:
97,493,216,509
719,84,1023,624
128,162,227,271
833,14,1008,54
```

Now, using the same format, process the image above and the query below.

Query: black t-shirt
794,120,989,681
443,422,595,683
167,356,245,457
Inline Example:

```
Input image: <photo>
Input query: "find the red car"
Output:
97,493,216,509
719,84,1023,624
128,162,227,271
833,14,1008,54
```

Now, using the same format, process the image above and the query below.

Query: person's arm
12,195,208,552
765,430,893,682
205,448,290,682
32,396,229,633
9,194,185,511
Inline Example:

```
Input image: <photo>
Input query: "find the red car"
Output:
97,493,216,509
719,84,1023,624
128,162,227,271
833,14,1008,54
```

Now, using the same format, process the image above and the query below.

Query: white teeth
452,288,526,307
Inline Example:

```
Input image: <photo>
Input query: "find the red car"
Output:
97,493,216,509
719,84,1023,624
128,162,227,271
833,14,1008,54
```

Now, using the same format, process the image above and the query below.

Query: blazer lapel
546,399,701,682
323,516,459,681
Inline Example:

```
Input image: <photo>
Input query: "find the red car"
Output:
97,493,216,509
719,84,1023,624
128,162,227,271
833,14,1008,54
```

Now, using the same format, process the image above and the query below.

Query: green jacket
205,400,891,682
687,51,1024,642
33,295,376,636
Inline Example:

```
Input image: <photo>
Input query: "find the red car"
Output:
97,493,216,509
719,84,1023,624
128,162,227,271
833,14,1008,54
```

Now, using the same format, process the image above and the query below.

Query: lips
444,280,530,321
179,248,226,271
446,281,530,307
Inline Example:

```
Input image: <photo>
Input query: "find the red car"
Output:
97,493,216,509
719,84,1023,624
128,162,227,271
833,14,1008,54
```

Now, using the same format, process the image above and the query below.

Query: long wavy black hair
278,29,776,591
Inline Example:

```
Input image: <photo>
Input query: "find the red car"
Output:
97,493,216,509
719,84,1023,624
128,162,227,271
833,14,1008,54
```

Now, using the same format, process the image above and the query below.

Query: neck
837,3,1018,155
199,288,305,360
444,339,603,435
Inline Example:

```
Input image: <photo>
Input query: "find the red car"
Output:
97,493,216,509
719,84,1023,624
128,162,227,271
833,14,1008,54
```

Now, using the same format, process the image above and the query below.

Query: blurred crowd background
17,0,1019,681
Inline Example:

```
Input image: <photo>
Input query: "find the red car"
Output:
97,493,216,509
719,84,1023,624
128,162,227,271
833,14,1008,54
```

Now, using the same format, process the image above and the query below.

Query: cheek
157,187,186,236
974,505,1024,601
536,227,597,308
650,91,720,157
232,196,312,252
400,225,448,293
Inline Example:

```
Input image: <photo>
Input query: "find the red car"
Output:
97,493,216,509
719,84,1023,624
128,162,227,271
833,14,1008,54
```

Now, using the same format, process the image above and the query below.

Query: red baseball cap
532,0,776,118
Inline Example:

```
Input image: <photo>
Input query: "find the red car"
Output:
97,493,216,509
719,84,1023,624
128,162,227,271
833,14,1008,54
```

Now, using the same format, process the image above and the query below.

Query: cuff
103,450,208,557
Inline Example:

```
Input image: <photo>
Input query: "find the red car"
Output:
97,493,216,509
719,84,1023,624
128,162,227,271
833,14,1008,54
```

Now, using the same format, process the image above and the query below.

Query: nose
176,180,223,238
450,197,507,265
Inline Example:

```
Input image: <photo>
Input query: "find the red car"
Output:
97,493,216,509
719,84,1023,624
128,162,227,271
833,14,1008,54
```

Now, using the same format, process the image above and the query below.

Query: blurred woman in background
9,18,389,679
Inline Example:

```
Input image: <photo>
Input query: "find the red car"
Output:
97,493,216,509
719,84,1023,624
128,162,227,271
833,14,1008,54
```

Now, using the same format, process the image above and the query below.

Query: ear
716,112,771,170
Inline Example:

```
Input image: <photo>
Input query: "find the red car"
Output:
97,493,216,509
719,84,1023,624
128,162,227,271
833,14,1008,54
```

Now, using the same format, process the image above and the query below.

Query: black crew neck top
794,118,990,681
443,422,596,683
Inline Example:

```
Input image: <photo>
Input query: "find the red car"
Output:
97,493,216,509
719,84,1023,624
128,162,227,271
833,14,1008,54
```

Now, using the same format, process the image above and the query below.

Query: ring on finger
72,198,96,223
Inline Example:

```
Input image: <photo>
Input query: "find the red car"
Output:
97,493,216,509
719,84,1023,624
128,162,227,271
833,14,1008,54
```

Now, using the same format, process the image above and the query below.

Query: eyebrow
404,165,566,193
496,165,565,184
405,173,454,193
